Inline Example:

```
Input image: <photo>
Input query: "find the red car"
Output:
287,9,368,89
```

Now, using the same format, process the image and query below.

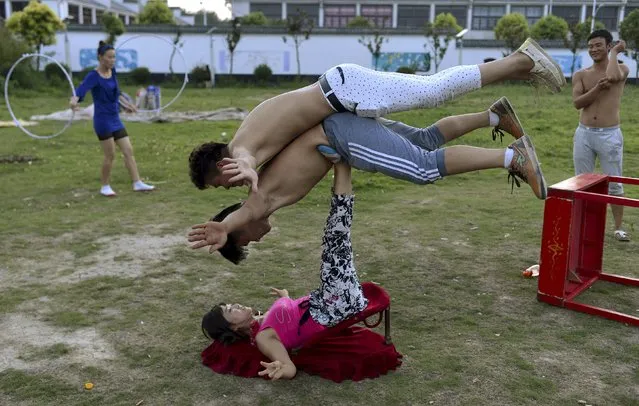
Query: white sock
133,180,155,191
101,185,116,196
504,148,514,168
489,111,500,127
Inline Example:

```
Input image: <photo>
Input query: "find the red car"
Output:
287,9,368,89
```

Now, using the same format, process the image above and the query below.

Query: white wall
41,31,639,78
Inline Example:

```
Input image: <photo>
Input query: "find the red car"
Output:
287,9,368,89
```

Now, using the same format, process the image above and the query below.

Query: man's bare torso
578,64,625,128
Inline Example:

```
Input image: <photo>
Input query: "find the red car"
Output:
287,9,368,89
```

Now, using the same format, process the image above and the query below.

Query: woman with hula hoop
70,41,154,197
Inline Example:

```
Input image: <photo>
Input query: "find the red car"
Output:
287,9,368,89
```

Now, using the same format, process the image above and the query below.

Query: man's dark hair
188,142,230,190
211,203,248,265
201,303,249,345
588,29,613,45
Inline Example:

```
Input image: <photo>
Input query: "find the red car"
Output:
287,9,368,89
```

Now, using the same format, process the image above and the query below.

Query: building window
82,7,92,24
324,4,356,28
511,5,543,26
435,5,468,28
587,6,619,31
0,1,5,19
12,1,28,12
397,5,429,28
96,9,104,24
68,4,80,23
129,16,136,24
552,6,581,27
249,3,281,21
360,4,392,28
119,14,126,24
287,3,319,26
472,5,505,31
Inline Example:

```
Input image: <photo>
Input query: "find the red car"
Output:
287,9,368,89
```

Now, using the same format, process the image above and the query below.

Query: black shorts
97,128,129,141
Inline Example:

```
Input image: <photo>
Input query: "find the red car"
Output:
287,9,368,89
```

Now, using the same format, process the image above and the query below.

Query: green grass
1,83,638,405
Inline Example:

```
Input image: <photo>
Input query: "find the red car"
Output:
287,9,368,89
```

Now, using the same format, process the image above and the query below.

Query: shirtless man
187,99,547,263
214,39,565,191
572,30,630,241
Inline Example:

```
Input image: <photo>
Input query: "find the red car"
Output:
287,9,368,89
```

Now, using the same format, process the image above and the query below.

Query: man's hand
612,40,626,54
220,157,259,192
258,360,296,380
188,221,228,253
269,287,289,298
596,77,611,91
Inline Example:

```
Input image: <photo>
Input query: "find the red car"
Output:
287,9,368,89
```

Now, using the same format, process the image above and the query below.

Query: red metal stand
538,173,639,326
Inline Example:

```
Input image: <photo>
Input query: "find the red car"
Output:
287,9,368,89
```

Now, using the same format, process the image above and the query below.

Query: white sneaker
517,38,566,93
133,180,155,192
101,185,117,197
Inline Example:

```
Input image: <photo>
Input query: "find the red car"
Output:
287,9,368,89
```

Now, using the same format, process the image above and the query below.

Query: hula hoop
4,53,76,140
116,34,189,114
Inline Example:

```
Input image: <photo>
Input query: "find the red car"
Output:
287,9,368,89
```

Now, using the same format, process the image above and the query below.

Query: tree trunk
230,52,234,75
295,37,301,80
169,47,176,75
570,52,577,77
37,44,42,71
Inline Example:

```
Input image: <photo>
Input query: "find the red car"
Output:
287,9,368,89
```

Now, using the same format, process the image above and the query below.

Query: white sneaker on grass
133,180,155,192
101,185,117,197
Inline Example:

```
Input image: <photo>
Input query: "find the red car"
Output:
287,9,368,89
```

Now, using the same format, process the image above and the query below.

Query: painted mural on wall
378,52,431,72
551,54,582,76
218,50,291,74
80,49,138,70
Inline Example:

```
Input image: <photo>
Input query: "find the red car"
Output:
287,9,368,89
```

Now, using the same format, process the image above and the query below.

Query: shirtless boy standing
572,30,630,241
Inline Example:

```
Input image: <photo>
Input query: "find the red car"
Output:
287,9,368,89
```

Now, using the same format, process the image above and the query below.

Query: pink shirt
257,296,327,350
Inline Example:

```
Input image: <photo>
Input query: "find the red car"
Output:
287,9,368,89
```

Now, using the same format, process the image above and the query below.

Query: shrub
189,65,211,86
253,63,272,83
396,66,415,74
44,62,71,81
129,67,151,85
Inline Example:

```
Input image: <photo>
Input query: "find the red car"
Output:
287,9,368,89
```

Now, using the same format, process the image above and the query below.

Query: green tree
5,1,64,70
424,13,462,72
347,16,372,28
102,12,125,46
226,17,241,75
348,17,388,70
494,13,530,55
138,0,174,25
620,10,639,83
282,10,314,79
241,11,269,26
567,18,605,77
531,15,569,41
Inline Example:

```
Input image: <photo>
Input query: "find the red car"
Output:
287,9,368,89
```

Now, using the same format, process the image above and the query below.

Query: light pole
456,28,469,66
207,26,217,87
591,0,606,32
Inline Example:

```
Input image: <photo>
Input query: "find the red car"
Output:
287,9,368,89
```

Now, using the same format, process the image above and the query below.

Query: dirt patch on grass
0,313,115,373
1,231,189,287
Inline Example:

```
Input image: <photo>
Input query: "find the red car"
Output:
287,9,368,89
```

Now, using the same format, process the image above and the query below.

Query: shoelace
507,169,526,194
492,127,505,144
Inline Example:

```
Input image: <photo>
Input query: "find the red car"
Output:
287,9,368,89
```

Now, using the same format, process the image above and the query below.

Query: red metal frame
538,174,639,326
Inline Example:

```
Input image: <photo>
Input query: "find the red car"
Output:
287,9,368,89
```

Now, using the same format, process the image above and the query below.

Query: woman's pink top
257,296,327,350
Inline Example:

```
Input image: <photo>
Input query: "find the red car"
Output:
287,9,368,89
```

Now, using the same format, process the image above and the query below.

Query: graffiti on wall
377,52,431,72
80,49,138,70
551,54,582,76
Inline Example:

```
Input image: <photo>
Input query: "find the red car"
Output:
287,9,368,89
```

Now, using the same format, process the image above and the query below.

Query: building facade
1,0,194,26
231,0,639,39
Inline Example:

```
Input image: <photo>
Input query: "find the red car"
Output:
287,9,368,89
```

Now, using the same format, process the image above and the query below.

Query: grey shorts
573,124,624,195
322,113,447,185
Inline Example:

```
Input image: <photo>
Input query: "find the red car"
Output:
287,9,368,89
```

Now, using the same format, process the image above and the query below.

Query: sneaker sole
498,96,525,140
522,38,567,93
520,135,547,199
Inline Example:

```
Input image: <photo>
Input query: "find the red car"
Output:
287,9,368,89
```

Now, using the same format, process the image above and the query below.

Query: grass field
1,83,638,406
